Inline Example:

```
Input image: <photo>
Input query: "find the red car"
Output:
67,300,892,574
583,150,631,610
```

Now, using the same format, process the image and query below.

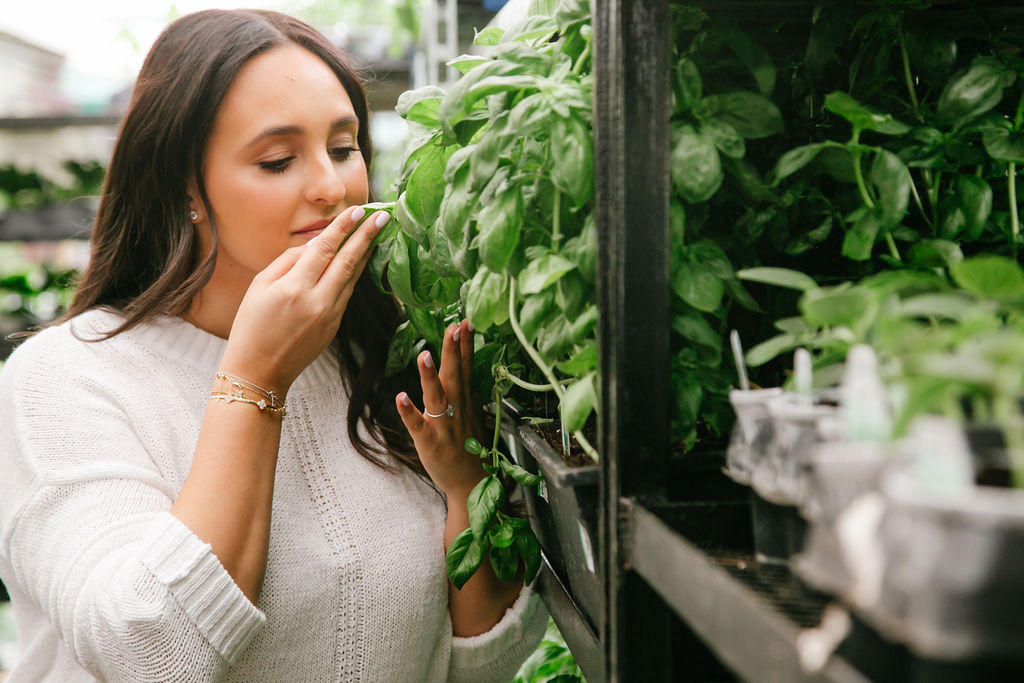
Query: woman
0,9,546,682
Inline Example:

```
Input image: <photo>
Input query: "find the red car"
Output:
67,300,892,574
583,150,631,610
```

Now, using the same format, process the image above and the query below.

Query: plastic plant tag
904,415,974,496
731,329,750,391
794,347,812,405
560,385,571,456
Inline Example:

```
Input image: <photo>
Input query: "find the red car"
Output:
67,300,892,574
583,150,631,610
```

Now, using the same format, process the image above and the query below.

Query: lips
293,217,336,236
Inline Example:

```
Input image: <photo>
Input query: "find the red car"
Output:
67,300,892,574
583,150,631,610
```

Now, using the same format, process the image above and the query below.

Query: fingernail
375,212,390,228
351,206,365,223
399,393,411,407
306,235,317,246
453,325,461,342
467,320,475,333
422,352,434,369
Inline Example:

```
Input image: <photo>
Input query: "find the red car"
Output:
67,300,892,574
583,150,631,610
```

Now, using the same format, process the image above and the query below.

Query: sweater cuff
450,584,546,671
140,512,266,663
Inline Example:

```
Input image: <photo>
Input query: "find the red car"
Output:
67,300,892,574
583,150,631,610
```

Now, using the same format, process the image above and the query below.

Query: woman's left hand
396,319,486,500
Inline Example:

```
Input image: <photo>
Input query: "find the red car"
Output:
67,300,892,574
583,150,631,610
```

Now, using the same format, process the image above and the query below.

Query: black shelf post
594,0,673,680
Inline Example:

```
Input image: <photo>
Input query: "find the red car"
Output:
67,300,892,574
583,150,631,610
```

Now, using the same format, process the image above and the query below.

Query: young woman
0,9,546,682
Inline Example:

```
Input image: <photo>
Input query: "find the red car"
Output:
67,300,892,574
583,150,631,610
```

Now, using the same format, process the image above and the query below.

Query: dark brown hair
64,9,424,476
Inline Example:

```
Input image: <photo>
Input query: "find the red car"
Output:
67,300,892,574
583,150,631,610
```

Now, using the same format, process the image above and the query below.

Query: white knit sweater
0,309,547,682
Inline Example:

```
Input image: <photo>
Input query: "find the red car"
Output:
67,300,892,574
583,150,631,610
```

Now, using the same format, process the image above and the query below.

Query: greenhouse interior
3,0,1024,681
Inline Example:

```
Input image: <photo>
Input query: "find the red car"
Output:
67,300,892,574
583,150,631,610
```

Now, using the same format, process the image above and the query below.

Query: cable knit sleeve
447,584,549,683
0,331,265,681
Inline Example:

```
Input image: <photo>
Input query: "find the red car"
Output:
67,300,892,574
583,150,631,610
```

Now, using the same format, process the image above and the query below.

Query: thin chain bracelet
211,372,286,417
209,391,287,417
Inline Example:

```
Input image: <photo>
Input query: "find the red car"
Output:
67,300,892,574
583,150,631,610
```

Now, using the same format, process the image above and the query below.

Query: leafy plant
373,0,595,588
513,618,584,683
0,161,105,214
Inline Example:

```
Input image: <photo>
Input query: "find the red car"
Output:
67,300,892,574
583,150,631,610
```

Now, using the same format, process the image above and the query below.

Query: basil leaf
519,254,576,294
562,373,597,433
736,267,817,292
488,520,516,549
446,527,485,590
800,286,873,327
396,85,445,127
477,190,522,272
514,527,542,585
673,259,724,312
951,255,1024,302
870,150,910,226
670,124,722,204
770,142,832,185
982,128,1024,163
673,58,702,113
672,312,722,367
550,114,595,209
403,143,452,230
467,474,505,540
698,92,783,139
498,458,543,487
702,118,745,159
955,175,993,234
937,56,1017,130
465,268,510,331
717,18,775,95
519,289,557,343
842,207,886,261
556,340,597,376
385,320,426,376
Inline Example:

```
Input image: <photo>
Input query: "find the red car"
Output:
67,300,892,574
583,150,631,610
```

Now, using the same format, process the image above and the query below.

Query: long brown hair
65,9,424,476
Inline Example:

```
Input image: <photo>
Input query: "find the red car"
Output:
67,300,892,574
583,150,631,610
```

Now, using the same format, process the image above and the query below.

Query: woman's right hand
217,205,388,396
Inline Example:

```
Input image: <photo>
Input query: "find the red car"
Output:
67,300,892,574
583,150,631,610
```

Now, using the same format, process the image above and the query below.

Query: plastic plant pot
726,387,784,485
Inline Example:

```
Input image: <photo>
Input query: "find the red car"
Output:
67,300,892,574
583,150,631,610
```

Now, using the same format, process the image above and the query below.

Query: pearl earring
189,210,198,221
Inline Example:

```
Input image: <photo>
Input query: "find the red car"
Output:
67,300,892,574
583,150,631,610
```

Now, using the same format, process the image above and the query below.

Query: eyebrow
245,115,359,148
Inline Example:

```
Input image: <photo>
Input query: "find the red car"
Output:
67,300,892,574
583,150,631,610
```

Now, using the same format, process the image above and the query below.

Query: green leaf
672,312,722,366
937,56,1017,130
385,320,426,376
745,333,802,367
702,118,745,159
673,259,724,312
824,91,909,134
448,54,487,74
955,174,993,233
698,92,783,139
907,239,964,269
519,254,576,294
489,541,517,582
673,58,702,113
446,527,485,589
800,287,873,327
569,304,598,344
519,289,557,343
464,437,483,455
770,142,832,185
562,373,597,433
465,268,510,331
467,475,505,540
870,150,910,226
403,143,452,229
499,458,543,487
950,255,1024,302
736,267,817,291
556,341,597,376
395,86,445,127
474,27,505,46
670,124,722,204
477,190,522,272
842,207,886,261
514,528,541,584
488,520,516,549
550,115,594,209
982,128,1024,163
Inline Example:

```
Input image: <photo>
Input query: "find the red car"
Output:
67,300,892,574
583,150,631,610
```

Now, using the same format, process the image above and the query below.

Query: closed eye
259,156,294,174
330,147,360,162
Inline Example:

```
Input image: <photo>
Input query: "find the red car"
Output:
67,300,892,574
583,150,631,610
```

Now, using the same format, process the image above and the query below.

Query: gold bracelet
210,372,286,417
209,391,287,417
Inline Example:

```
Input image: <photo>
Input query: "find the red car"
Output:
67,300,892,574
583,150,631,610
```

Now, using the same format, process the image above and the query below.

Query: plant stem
498,367,557,392
908,175,933,231
507,279,600,462
492,386,503,453
572,41,591,77
552,190,562,247
897,27,922,121
885,233,901,261
1010,163,1019,259
852,151,875,209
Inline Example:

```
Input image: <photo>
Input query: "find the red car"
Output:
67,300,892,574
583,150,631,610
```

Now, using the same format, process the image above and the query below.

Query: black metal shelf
627,502,869,683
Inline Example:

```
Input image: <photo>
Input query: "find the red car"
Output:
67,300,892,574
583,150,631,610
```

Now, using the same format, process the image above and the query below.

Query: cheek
345,162,370,202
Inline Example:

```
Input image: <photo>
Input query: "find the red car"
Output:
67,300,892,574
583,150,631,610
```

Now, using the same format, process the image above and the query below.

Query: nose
305,150,345,206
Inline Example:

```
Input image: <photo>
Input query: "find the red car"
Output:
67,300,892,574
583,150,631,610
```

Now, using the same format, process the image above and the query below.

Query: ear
186,179,204,223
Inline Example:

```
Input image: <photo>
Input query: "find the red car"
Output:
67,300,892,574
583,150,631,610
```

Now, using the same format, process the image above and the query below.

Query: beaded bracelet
209,372,287,417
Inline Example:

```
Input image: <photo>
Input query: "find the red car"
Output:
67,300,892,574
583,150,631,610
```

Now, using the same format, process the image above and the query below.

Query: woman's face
198,43,369,281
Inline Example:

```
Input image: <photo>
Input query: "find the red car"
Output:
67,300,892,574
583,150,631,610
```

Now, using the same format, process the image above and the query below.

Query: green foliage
513,619,585,683
668,0,1024,450
0,162,105,214
380,0,594,588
